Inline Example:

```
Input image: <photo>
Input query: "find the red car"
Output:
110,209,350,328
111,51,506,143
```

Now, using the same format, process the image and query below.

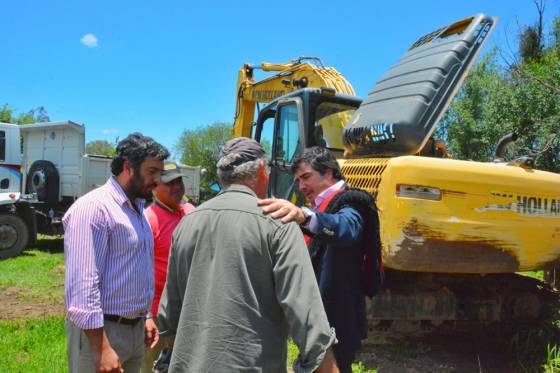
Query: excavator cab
252,88,361,201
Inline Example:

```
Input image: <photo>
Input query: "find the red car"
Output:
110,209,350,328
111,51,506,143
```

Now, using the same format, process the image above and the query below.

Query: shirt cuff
307,213,319,234
66,307,104,330
292,327,337,373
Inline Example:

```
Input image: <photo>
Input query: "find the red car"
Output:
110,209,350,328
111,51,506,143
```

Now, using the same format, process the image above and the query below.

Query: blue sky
1,0,557,157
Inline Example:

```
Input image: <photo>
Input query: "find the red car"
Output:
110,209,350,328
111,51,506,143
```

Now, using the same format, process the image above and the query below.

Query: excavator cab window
253,115,275,156
313,101,357,151
276,104,301,163
268,99,306,205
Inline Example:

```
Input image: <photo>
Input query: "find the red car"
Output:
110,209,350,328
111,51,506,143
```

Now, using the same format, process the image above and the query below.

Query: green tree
0,105,15,123
520,25,543,61
439,12,560,172
0,104,50,124
85,140,115,157
175,122,231,201
438,52,511,161
17,106,50,124
509,47,560,171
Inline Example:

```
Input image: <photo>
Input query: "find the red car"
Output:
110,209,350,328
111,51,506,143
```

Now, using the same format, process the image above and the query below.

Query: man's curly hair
111,133,170,176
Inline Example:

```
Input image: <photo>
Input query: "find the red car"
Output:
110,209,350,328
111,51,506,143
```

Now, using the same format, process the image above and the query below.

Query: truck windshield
314,102,356,151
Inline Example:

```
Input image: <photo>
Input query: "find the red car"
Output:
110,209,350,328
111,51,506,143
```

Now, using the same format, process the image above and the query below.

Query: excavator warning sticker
345,122,396,146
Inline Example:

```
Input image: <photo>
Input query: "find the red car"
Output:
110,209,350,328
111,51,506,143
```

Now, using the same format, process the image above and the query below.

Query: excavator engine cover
343,14,495,157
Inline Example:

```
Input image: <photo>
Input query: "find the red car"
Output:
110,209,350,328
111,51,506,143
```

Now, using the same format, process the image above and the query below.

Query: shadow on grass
0,235,64,261
25,235,64,255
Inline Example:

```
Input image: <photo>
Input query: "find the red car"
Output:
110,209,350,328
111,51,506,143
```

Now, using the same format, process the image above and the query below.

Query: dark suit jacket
310,204,368,354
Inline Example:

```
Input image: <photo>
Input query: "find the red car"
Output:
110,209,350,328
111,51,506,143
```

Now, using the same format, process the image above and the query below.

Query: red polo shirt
146,200,195,317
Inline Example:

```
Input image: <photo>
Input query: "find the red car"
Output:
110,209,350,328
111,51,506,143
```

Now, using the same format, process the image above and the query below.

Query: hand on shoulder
257,198,306,224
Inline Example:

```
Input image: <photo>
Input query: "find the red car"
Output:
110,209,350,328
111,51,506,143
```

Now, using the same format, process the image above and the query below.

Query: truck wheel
0,214,30,260
26,160,59,206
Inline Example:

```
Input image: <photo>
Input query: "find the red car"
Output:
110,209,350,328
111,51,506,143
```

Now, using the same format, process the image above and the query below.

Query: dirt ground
357,325,517,373
0,286,64,320
0,277,537,372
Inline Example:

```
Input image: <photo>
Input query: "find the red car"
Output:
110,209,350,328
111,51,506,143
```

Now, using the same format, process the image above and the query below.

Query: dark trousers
333,345,355,373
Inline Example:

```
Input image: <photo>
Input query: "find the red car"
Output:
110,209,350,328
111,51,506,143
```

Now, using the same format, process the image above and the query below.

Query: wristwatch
300,207,314,226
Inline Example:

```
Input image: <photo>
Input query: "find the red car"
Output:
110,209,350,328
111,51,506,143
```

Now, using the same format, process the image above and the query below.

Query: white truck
0,120,113,259
0,120,201,259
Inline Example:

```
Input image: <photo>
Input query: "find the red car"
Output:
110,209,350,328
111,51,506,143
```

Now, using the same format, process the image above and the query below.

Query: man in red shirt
142,162,195,373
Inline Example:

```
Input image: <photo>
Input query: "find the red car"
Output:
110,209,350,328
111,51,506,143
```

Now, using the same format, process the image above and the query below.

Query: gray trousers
66,318,145,373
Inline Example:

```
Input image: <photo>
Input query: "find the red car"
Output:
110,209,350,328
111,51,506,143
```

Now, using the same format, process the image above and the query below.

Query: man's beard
126,172,154,200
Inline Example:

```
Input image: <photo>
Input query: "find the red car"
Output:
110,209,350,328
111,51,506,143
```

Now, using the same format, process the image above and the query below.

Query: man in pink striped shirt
64,133,169,373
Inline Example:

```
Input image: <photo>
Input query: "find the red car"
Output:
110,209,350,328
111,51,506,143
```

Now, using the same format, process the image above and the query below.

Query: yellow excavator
233,14,560,327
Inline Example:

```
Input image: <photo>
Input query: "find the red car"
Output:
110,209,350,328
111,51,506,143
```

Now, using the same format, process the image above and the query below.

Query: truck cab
0,123,25,199
0,121,114,260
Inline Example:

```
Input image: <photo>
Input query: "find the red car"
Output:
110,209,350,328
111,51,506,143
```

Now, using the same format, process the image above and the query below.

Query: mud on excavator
232,14,560,330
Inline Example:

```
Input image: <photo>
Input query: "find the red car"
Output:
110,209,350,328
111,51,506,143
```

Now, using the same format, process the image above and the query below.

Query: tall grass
543,344,560,372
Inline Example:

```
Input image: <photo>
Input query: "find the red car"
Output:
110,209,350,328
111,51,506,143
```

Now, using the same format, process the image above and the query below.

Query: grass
2,238,377,372
0,316,67,373
544,344,560,372
0,236,64,302
287,341,377,373
0,237,67,372
521,270,545,281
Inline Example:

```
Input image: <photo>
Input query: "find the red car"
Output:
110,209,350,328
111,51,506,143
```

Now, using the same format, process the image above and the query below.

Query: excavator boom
232,57,355,138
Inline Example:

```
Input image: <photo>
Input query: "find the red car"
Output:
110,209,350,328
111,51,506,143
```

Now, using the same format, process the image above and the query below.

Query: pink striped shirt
311,180,346,210
63,177,154,329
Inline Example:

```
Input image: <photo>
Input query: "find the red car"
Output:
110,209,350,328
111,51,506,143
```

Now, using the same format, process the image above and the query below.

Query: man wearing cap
141,162,195,373
157,137,339,372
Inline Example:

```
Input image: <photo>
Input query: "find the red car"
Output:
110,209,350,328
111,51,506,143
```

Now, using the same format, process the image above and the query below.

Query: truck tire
0,214,30,260
26,160,59,206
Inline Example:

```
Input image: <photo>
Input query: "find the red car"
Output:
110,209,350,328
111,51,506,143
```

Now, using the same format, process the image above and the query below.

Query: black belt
104,314,143,326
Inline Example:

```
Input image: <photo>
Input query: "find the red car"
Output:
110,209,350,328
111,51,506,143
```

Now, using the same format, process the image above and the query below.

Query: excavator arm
232,56,355,138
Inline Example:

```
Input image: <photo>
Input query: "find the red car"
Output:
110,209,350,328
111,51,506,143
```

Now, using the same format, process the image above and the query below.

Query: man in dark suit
259,146,383,373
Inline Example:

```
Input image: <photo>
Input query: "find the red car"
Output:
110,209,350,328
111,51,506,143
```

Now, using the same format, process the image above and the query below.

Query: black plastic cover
344,14,495,156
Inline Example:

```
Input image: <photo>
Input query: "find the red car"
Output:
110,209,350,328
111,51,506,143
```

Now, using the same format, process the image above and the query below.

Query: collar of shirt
311,179,346,210
219,184,257,198
108,176,145,213
154,198,185,216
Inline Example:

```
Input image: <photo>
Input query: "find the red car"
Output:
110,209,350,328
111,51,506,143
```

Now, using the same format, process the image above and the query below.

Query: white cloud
80,34,99,48
102,128,118,135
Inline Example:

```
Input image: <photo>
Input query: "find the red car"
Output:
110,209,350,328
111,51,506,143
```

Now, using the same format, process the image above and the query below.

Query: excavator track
366,270,559,335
